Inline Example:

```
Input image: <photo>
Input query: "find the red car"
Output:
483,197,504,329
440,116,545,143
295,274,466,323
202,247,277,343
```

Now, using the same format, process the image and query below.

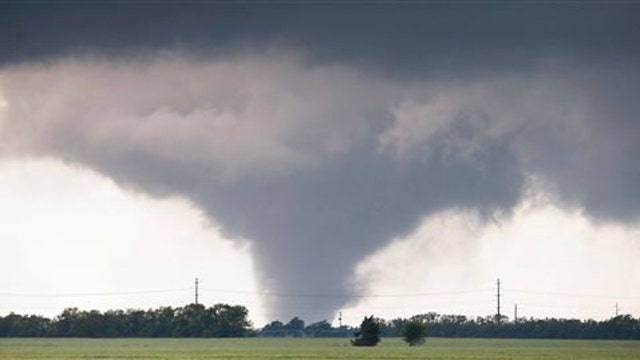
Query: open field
1,337,640,359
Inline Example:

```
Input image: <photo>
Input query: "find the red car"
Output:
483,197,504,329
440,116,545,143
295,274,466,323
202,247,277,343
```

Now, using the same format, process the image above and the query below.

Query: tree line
3,306,640,339
374,313,640,340
259,317,352,337
0,304,252,337
258,313,640,340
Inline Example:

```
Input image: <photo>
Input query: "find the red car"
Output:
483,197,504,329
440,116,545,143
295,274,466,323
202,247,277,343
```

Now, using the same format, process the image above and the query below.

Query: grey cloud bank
2,3,639,75
1,4,639,321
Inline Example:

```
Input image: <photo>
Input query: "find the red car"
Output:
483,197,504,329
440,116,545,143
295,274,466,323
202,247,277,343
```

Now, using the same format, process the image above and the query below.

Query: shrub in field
402,321,427,346
351,315,380,346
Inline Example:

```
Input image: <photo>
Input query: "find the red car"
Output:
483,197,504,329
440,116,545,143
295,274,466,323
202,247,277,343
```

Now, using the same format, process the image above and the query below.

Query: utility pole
338,311,342,328
514,304,518,324
195,278,199,305
496,278,501,322
615,302,619,317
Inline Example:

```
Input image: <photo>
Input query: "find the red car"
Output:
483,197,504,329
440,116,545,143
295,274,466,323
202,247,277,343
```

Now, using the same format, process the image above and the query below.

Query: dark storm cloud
1,3,640,322
513,68,640,223
2,3,639,75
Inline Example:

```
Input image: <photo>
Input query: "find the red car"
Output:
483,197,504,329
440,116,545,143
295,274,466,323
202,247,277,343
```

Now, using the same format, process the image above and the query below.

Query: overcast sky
1,3,640,326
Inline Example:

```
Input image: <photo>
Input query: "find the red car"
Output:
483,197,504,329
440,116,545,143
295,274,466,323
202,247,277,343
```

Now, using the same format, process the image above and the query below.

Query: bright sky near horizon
0,158,267,324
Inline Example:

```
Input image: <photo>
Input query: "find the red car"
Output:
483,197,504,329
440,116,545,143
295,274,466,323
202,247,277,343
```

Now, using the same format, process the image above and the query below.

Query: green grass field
1,337,640,359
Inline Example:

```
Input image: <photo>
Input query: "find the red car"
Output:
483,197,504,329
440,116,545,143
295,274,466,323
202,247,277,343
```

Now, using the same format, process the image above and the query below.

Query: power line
515,302,601,310
504,288,640,300
15,285,631,301
0,288,191,298
199,287,493,299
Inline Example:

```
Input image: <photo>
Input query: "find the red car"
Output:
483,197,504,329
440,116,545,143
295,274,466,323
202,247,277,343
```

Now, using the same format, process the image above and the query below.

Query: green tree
284,316,305,337
173,304,206,337
286,316,305,330
151,307,175,337
351,315,380,346
54,308,81,336
305,320,332,337
211,304,252,337
402,320,427,346
306,320,331,331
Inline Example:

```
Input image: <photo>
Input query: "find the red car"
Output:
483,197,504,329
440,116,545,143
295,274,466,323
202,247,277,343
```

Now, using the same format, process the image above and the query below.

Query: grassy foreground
1,337,640,359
